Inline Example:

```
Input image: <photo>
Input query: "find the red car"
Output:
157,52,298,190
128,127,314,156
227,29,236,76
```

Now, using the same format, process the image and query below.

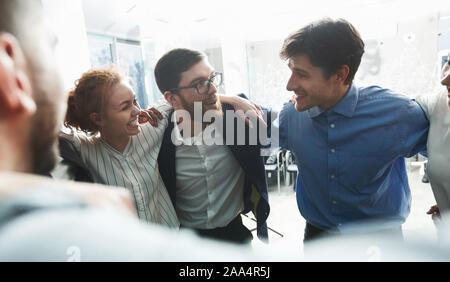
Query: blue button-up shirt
279,84,429,231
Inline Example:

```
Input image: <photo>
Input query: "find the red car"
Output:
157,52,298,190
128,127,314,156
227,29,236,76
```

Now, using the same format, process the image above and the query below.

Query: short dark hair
154,48,206,94
280,18,365,85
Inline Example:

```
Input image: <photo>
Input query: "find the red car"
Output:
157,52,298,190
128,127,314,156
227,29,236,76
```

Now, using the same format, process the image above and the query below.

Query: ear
334,65,350,85
0,33,35,119
164,91,183,110
89,112,103,128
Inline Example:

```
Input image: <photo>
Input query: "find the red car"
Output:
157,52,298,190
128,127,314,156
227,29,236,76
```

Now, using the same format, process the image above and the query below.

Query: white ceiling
82,0,450,41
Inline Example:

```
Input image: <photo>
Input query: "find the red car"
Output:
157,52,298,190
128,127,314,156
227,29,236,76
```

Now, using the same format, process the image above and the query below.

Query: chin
125,124,141,136
294,102,309,112
205,101,223,115
130,128,141,136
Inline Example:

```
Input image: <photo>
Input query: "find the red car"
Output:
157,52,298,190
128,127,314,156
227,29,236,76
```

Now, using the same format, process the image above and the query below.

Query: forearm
218,94,239,107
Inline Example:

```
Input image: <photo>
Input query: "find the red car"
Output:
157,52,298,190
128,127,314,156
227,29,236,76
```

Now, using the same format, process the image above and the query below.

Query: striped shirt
59,102,179,229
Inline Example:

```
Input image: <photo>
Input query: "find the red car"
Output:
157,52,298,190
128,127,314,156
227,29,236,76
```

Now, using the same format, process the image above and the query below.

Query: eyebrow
287,62,308,73
291,67,309,74
188,71,215,85
119,96,137,107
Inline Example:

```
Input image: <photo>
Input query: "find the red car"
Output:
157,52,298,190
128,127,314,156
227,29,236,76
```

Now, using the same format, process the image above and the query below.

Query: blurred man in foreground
0,0,252,262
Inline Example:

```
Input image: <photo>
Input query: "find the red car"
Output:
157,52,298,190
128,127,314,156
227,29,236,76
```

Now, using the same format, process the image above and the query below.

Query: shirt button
338,223,342,227
330,175,335,179
332,200,337,205
330,124,335,128
330,148,336,153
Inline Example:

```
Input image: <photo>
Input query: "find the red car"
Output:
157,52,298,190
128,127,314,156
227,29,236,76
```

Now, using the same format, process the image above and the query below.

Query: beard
26,56,65,175
29,87,60,175
178,95,223,126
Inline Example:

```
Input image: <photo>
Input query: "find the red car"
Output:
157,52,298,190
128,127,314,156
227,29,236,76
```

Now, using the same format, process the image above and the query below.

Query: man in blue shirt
278,18,429,242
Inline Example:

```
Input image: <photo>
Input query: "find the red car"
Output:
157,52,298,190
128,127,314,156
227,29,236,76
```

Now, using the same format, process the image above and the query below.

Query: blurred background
43,0,450,109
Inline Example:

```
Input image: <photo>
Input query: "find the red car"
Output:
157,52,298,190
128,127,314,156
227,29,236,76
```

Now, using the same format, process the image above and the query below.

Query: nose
441,70,450,87
132,104,141,116
286,73,297,92
207,82,218,96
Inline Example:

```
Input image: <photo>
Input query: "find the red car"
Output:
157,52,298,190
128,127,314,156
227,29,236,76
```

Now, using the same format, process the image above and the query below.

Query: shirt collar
307,84,359,118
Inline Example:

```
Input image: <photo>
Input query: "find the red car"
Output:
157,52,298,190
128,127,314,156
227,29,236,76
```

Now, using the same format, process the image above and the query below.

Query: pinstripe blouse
59,102,179,229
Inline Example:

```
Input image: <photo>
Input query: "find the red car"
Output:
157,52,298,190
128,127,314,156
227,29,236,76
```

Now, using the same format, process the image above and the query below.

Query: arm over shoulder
397,99,429,157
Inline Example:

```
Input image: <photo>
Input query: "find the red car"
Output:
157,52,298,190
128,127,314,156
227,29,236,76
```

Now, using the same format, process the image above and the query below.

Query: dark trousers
303,221,404,243
304,222,333,243
186,215,253,245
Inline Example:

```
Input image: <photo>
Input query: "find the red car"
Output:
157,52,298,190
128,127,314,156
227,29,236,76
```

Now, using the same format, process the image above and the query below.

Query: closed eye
121,98,138,111
295,72,308,78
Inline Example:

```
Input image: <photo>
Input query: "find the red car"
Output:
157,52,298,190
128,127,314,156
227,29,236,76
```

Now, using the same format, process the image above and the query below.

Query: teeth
128,120,138,126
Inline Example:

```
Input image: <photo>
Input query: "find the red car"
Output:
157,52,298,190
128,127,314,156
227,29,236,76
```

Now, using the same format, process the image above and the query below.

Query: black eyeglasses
170,72,223,95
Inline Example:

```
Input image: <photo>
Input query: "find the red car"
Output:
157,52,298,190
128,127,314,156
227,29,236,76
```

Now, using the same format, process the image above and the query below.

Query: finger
245,118,254,129
148,116,158,127
148,107,163,120
249,110,267,128
246,110,267,128
257,114,267,128
145,109,158,122
252,102,264,116
138,113,148,124
143,111,158,127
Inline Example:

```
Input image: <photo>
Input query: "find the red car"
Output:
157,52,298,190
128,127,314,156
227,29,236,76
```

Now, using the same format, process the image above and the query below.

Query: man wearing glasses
155,48,271,245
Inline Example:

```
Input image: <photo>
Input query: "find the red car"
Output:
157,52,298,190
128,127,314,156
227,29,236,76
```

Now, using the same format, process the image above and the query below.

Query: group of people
1,0,450,261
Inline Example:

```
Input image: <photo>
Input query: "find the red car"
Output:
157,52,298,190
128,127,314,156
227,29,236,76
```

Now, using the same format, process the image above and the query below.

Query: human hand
222,95,267,128
139,107,164,127
427,204,440,222
290,95,296,104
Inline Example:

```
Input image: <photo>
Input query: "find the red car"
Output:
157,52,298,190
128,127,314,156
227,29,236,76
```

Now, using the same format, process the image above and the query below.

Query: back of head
280,18,365,85
0,0,66,174
154,48,206,94
65,66,125,135
0,0,39,44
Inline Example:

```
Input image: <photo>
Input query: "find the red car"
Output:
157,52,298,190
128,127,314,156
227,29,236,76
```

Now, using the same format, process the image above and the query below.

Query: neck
0,126,32,173
321,84,351,110
101,133,130,154
190,120,208,137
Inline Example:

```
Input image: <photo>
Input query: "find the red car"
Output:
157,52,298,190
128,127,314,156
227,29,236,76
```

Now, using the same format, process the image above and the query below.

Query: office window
87,33,149,109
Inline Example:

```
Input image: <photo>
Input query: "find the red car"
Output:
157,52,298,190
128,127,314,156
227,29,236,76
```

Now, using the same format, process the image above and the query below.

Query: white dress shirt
417,90,450,221
173,117,245,229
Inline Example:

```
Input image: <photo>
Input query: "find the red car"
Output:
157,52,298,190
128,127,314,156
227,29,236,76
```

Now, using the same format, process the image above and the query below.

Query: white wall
41,0,91,92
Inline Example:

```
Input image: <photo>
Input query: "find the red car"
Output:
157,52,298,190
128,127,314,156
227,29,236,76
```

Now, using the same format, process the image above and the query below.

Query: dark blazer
158,94,271,241
58,136,97,183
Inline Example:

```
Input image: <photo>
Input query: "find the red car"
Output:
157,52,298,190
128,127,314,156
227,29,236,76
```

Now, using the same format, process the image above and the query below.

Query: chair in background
264,149,285,194
284,150,298,190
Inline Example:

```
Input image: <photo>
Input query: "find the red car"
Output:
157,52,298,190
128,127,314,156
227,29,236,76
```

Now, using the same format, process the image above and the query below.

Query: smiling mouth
205,100,217,106
127,119,138,126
